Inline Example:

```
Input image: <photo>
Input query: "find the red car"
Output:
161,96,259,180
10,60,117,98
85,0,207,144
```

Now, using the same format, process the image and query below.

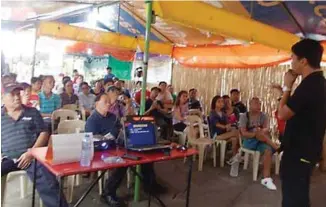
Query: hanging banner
108,56,132,80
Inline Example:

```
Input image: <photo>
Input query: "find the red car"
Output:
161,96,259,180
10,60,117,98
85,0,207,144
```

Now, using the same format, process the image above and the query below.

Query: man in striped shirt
1,83,68,207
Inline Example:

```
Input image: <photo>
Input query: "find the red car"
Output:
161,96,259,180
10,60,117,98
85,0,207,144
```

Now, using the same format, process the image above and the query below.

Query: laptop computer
122,116,171,152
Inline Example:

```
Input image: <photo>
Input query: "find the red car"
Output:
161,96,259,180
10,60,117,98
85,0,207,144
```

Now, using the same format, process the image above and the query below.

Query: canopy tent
2,0,326,68
2,0,326,202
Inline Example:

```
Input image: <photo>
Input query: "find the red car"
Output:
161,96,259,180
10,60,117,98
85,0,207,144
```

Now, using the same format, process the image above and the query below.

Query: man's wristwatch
282,86,291,92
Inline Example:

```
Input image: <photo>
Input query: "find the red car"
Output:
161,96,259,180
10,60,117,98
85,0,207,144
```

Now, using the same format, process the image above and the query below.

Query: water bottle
80,133,93,167
230,153,240,177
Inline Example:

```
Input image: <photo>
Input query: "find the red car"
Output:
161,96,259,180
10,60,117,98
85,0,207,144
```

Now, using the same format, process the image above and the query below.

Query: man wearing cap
277,39,326,207
1,83,68,207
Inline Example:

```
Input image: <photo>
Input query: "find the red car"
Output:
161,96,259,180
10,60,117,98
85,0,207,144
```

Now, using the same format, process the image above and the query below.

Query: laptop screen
124,116,157,148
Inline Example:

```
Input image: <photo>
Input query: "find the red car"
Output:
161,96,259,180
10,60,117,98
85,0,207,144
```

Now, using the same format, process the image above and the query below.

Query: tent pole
31,23,39,77
134,0,153,203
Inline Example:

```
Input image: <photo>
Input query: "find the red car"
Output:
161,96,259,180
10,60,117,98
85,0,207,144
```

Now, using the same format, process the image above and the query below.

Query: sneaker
261,177,277,190
226,155,237,165
226,154,242,166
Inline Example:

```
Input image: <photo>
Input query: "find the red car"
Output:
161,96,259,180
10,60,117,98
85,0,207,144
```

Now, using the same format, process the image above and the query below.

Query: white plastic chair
57,120,86,202
1,171,43,207
51,109,79,133
238,136,261,181
62,104,79,111
212,135,228,167
206,116,228,168
239,136,281,180
185,115,216,171
57,120,86,134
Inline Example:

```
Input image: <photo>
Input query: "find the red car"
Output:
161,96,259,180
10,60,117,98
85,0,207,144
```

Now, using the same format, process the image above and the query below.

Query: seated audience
39,75,61,117
222,95,240,126
78,82,96,116
188,88,202,111
60,80,79,107
132,81,142,98
157,81,173,110
115,79,131,98
104,78,114,92
134,86,151,106
73,75,84,95
30,77,42,108
144,87,172,139
173,90,189,132
1,83,68,207
56,76,71,94
230,89,247,113
209,95,239,156
85,93,165,206
120,80,131,97
167,84,177,103
90,79,105,96
121,91,138,115
239,97,279,190
271,84,286,144
20,82,34,108
107,86,133,119
72,69,79,84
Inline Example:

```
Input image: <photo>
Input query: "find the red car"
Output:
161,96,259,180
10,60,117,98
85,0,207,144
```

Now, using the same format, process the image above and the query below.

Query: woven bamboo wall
172,64,326,121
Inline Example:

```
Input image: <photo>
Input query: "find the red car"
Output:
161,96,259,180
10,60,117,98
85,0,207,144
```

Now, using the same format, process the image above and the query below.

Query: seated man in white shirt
156,81,173,110
78,82,96,116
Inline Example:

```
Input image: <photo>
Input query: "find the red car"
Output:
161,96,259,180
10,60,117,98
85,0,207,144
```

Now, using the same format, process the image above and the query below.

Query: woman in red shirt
20,83,34,108
30,77,42,108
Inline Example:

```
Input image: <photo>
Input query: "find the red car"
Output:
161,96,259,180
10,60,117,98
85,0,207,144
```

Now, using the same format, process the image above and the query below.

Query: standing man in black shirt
277,39,326,207
230,89,247,113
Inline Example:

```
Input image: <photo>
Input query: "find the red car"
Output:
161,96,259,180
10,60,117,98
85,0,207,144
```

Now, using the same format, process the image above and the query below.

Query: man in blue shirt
85,93,126,207
104,67,116,82
39,75,61,117
86,93,166,207
1,83,68,207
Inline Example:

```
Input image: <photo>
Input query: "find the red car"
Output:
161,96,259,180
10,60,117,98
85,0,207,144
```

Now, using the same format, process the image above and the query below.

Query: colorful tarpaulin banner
108,56,132,80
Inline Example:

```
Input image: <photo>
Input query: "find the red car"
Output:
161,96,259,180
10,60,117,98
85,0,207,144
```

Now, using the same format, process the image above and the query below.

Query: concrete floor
2,159,326,207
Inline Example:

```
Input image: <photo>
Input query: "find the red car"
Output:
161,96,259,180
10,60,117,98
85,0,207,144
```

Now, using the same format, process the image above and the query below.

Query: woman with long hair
173,90,189,132
209,95,239,156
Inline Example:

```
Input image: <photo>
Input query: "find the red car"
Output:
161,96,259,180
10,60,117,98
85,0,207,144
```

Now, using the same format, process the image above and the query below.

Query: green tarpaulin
108,56,132,80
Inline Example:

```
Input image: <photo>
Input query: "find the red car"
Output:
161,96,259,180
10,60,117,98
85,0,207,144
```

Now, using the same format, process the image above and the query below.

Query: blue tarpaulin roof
1,1,326,45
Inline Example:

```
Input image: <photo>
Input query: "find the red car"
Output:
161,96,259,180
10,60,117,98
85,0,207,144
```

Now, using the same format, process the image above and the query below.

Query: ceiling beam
153,1,300,52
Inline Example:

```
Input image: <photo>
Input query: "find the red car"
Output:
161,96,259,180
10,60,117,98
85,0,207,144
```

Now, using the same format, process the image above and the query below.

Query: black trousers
104,163,156,196
1,158,19,176
281,153,314,207
173,122,187,132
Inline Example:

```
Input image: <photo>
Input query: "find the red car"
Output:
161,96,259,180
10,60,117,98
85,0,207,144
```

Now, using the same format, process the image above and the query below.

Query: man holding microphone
277,39,326,207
